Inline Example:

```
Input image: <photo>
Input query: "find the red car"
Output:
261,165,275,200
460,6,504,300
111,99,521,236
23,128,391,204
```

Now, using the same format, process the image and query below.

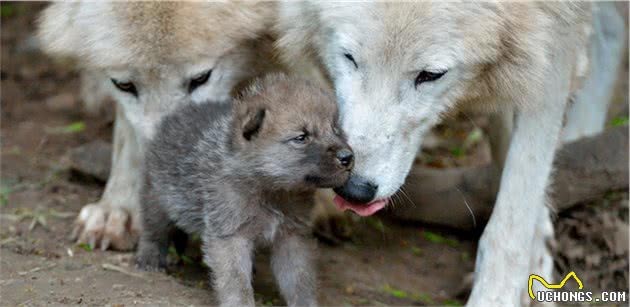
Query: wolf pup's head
231,74,353,191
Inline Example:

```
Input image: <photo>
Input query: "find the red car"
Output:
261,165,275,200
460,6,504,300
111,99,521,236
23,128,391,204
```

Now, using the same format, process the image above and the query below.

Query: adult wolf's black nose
333,176,377,204
335,148,354,169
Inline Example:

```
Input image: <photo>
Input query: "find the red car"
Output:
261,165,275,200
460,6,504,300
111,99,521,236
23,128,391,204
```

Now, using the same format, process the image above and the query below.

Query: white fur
276,2,623,306
563,2,626,143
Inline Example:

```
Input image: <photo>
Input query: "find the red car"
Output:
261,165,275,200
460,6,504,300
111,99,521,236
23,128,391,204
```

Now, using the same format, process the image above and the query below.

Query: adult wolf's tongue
333,196,388,216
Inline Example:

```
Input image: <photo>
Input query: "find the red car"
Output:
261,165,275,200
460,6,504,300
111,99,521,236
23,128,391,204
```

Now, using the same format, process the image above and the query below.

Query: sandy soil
1,3,627,306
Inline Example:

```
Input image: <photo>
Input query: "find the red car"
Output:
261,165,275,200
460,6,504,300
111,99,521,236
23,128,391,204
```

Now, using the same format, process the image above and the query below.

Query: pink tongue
333,196,388,217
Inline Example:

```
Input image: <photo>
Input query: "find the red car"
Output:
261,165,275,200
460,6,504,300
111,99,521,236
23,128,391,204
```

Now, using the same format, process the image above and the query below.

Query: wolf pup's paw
312,206,354,245
135,246,166,272
71,202,140,251
134,256,165,272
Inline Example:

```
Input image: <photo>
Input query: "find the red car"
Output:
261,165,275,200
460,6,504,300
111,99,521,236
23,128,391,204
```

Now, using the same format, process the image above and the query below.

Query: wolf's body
37,2,277,250
276,2,625,306
137,74,352,307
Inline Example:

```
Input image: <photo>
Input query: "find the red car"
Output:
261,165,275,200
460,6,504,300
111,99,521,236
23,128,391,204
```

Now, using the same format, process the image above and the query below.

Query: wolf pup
136,73,353,306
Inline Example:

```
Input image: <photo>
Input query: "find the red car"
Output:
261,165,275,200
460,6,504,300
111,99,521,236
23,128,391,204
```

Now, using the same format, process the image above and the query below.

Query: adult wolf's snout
333,176,377,204
332,176,389,216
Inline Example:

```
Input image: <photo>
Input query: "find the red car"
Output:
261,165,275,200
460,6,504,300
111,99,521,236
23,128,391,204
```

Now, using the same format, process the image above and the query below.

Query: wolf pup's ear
242,108,266,141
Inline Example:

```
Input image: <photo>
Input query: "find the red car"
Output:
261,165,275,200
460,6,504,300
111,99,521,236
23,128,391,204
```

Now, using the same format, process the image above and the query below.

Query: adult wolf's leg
71,107,143,251
563,2,625,143
528,205,556,306
467,36,577,306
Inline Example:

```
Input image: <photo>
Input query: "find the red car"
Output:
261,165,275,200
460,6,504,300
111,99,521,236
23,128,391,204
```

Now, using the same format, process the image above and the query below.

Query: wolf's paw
134,254,165,272
71,202,140,251
135,242,166,272
312,210,353,245
311,190,354,244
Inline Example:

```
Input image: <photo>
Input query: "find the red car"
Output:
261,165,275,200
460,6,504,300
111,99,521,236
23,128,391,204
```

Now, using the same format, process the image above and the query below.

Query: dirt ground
1,3,628,306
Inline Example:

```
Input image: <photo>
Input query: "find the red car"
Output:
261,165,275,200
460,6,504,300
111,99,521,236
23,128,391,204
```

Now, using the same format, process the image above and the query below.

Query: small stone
112,284,124,291
344,285,355,295
64,262,84,271
65,140,112,182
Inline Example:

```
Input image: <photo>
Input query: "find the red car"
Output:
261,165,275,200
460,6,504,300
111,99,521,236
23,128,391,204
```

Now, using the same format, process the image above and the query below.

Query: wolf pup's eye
111,79,138,97
414,70,446,88
188,69,212,93
343,53,358,69
291,133,308,144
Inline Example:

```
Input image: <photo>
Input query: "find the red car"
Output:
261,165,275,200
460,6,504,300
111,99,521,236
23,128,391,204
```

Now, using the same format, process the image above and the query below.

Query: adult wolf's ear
242,108,266,141
37,2,82,59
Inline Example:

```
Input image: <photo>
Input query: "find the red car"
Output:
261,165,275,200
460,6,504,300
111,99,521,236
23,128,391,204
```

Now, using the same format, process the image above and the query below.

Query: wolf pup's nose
336,148,354,169
333,176,377,204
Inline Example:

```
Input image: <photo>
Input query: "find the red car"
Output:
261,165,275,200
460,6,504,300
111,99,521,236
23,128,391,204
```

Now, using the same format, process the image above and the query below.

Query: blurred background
1,2,628,306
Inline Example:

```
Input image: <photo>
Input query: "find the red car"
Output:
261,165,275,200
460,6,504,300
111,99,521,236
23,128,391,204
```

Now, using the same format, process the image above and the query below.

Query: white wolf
276,2,625,306
38,2,276,250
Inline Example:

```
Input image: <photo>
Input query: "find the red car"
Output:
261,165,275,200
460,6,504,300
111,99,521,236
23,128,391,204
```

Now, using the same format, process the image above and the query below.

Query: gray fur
136,73,352,307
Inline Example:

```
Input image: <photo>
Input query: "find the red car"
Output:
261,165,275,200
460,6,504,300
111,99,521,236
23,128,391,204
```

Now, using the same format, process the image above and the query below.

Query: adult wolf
38,2,276,250
276,2,624,306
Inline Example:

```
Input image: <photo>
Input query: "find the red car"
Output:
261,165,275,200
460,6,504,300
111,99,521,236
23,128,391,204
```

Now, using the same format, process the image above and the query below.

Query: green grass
412,293,434,305
77,243,93,252
450,146,465,158
366,216,386,233
180,254,194,265
611,116,628,127
351,298,370,305
463,127,483,148
1,3,15,18
168,245,195,265
443,299,463,306
0,184,11,206
422,230,459,247
410,246,422,257
46,121,86,134
382,284,409,299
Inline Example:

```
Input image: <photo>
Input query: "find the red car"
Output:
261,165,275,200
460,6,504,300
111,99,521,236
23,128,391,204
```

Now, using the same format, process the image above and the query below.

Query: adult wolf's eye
188,69,212,93
344,53,358,69
414,70,446,88
111,79,138,97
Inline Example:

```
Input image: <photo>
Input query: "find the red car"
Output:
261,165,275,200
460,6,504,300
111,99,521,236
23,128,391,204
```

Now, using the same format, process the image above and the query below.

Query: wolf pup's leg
271,234,317,307
71,107,142,251
204,235,255,307
135,190,172,271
